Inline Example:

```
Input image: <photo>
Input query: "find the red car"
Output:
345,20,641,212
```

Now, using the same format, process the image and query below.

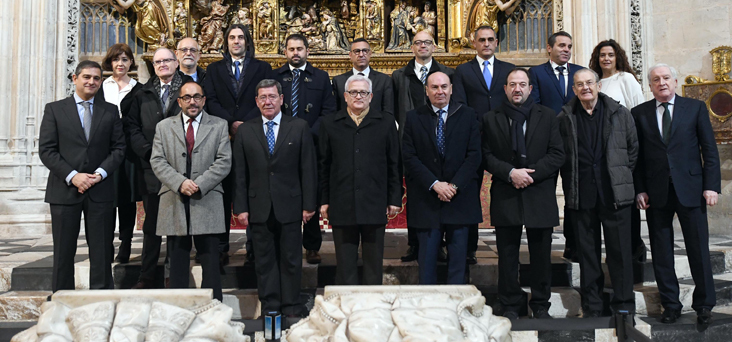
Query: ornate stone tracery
630,0,643,85
66,0,80,96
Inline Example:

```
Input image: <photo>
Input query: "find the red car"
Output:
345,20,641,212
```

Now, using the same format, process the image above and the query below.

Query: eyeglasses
413,40,434,47
351,48,371,55
574,80,596,89
257,94,280,101
347,90,371,98
177,48,199,54
152,58,176,66
179,94,204,102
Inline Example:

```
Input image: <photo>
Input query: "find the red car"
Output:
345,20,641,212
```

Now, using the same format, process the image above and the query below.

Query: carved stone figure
470,0,521,34
174,2,188,38
300,14,324,50
422,2,436,38
111,0,170,46
387,1,411,50
197,0,229,53
349,0,359,17
321,9,350,52
340,0,350,19
258,1,275,39
364,1,381,39
231,7,252,27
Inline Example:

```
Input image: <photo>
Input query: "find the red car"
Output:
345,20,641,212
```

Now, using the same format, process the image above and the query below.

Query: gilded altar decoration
711,46,732,82
682,46,732,142
258,1,275,39
422,2,437,39
197,0,229,53
254,0,278,53
112,0,172,47
387,1,412,51
469,0,520,35
364,0,380,39
321,9,350,52
174,2,188,37
231,6,252,27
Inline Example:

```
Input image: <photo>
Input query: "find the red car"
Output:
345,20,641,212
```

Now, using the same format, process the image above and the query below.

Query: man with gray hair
319,74,402,285
633,64,720,325
557,68,637,318
176,37,206,83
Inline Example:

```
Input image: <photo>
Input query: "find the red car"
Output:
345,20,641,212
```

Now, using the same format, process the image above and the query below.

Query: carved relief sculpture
364,0,381,39
321,9,350,52
258,1,275,39
231,6,253,27
174,2,188,38
422,2,437,38
301,14,325,50
112,0,171,47
349,0,359,16
197,0,229,53
469,0,520,35
255,0,278,54
387,1,411,51
341,0,350,19
711,46,732,82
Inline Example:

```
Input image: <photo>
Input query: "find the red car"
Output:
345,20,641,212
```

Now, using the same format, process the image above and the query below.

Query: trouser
647,182,715,311
332,225,385,285
302,211,322,251
564,207,576,253
218,172,233,254
417,225,468,284
570,203,635,313
495,226,553,313
168,234,222,301
116,200,136,243
631,206,643,253
138,193,162,283
50,198,114,291
251,211,304,315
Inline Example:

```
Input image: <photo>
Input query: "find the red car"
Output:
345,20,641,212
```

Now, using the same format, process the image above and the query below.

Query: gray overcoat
150,110,232,236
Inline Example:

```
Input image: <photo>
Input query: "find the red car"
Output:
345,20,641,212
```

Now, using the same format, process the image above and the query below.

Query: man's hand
91,173,102,184
230,121,244,136
510,168,535,189
237,212,249,227
704,190,719,207
386,205,401,217
636,192,649,210
320,204,329,220
72,173,96,193
303,210,315,223
433,181,456,201
179,179,199,196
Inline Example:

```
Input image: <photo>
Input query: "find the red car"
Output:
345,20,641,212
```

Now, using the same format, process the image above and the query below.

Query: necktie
186,118,195,157
161,84,170,108
291,69,300,117
483,60,492,90
234,61,241,81
661,102,672,144
420,66,428,84
556,66,566,97
436,109,446,155
265,121,276,155
81,101,92,141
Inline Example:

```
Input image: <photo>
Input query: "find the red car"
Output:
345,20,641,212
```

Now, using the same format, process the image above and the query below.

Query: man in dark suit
633,64,720,326
125,48,193,289
528,30,582,261
392,30,454,262
39,60,126,292
270,34,337,264
332,38,394,116
483,68,564,320
402,71,482,285
203,24,272,265
176,37,206,83
452,25,516,264
233,79,317,317
319,75,402,285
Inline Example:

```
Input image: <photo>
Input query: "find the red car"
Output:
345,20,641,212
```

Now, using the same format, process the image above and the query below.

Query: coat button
433,159,437,163
356,149,360,153
270,172,274,175
182,153,186,157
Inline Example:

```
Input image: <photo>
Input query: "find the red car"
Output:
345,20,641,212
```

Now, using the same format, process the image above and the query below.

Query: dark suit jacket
482,103,564,227
39,96,126,204
331,69,394,116
269,63,337,137
203,54,272,127
402,103,483,229
319,109,402,226
452,57,515,114
528,61,582,115
95,81,143,165
632,95,721,208
232,115,317,224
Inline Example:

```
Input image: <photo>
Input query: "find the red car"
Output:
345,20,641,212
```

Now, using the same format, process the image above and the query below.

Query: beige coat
150,110,231,236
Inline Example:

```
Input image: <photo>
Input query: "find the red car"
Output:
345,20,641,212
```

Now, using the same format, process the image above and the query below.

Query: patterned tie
420,66,428,84
291,69,301,117
81,101,92,141
265,121,276,155
483,60,492,90
186,118,195,157
161,84,170,108
234,61,241,81
661,102,672,145
436,109,446,155
556,66,566,97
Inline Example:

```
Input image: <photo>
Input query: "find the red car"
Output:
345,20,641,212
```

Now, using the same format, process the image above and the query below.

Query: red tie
186,118,195,156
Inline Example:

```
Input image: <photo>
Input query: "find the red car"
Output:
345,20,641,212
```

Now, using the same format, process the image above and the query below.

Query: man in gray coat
150,81,232,301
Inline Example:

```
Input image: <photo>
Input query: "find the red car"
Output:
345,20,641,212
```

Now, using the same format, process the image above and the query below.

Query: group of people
39,23,720,326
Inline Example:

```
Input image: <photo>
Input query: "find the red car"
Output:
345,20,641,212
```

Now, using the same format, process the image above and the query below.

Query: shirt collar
431,104,449,114
415,59,433,71
182,112,203,124
288,63,307,73
232,56,245,65
476,55,495,66
550,60,568,71
104,76,137,88
74,92,95,105
656,95,676,107
353,66,371,77
263,112,282,125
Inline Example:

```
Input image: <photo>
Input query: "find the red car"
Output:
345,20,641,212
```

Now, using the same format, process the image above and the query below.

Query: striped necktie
420,66,428,84
291,69,300,117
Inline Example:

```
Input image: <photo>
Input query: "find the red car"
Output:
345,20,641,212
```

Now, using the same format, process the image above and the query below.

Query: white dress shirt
550,60,569,96
232,57,245,75
160,80,172,98
655,95,676,138
102,76,137,116
288,63,307,74
414,59,433,79
183,112,202,139
353,66,371,77
476,55,495,76
262,112,283,142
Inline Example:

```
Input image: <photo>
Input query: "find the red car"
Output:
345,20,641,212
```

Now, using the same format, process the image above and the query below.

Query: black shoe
115,240,131,263
219,252,230,266
245,252,255,265
583,310,602,318
633,242,648,263
400,246,418,262
466,251,477,265
697,308,713,326
533,308,552,319
563,247,578,262
306,250,322,264
503,311,519,320
437,246,448,262
660,308,681,324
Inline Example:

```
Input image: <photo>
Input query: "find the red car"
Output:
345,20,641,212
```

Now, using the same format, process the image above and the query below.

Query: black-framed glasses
179,94,204,102
347,90,371,98
351,48,371,55
152,58,176,66
413,40,434,46
177,48,199,54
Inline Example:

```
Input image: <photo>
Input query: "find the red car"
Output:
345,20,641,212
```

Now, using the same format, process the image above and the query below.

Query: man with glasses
557,68,637,318
232,79,317,318
150,81,231,301
332,38,393,116
268,34,337,265
392,30,454,263
125,48,193,289
176,38,206,83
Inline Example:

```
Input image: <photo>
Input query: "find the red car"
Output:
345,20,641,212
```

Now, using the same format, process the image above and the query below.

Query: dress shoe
583,310,602,318
466,251,477,265
633,243,648,263
697,308,713,326
503,311,519,320
245,252,255,265
115,241,131,263
306,250,321,264
563,247,578,262
532,308,552,319
400,246,418,262
660,308,681,324
219,252,230,266
131,280,155,289
437,246,448,262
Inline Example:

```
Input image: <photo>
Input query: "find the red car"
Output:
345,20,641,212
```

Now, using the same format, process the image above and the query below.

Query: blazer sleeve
38,103,75,180
451,68,468,106
380,75,395,117
528,67,542,105
124,94,153,162
318,122,332,205
300,123,319,212
312,74,338,136
202,64,234,126
631,106,647,194
232,129,249,215
402,113,439,189
527,113,565,182
697,100,722,192
150,123,188,194
386,118,403,206
97,110,126,175
193,122,233,195
448,114,482,190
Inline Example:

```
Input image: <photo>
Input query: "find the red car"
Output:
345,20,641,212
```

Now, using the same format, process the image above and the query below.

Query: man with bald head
402,71,482,285
176,37,205,83
125,48,193,289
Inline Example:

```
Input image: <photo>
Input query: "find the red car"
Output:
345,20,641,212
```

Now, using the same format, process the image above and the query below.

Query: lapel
248,116,270,155
221,57,238,98
445,103,463,140
544,62,565,100
276,65,293,115
193,112,214,152
644,100,665,144
524,105,543,147
668,95,684,142
237,58,259,99
492,108,511,148
334,109,358,130
64,97,88,143
272,115,293,155
87,100,107,143
566,65,577,99
417,105,440,156
469,58,490,93
169,114,186,147
356,107,382,131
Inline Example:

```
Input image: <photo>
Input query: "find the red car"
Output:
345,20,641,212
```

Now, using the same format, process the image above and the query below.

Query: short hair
506,67,531,84
573,68,600,84
345,74,373,93
285,34,309,49
153,48,176,60
425,71,451,86
180,80,204,93
101,43,135,72
547,31,572,47
74,60,102,76
473,25,497,40
256,79,283,95
351,38,369,47
647,63,678,83
224,24,255,56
